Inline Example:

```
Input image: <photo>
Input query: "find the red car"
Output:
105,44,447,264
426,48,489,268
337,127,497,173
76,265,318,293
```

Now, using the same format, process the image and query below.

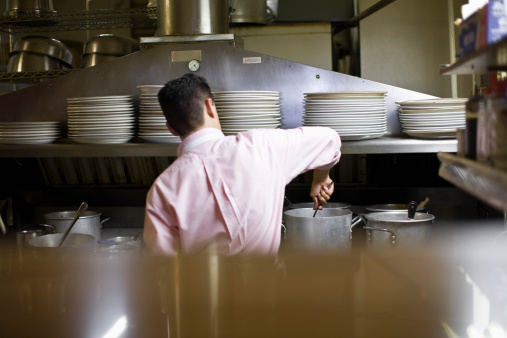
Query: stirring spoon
58,202,88,247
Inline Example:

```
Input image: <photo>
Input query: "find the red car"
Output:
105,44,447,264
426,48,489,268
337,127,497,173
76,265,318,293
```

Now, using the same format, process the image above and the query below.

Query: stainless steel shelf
0,8,157,33
0,69,75,82
438,152,507,212
440,36,507,75
0,136,457,158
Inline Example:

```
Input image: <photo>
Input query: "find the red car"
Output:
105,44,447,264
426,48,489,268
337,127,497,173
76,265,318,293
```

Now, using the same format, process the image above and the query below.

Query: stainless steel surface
363,211,435,248
7,51,71,72
83,34,140,55
364,203,425,212
5,0,55,16
231,0,268,24
283,208,362,253
140,34,241,45
28,232,94,248
157,0,230,36
57,201,88,247
11,35,72,65
81,53,121,68
0,40,435,136
43,209,107,241
288,202,351,210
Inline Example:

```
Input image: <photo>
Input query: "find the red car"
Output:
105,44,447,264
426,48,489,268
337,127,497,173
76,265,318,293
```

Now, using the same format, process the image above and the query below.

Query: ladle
57,202,88,247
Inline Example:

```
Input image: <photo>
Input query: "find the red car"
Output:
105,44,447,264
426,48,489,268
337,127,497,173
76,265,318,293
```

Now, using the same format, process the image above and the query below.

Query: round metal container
11,35,72,66
5,0,55,16
231,0,268,24
28,233,95,249
7,51,71,72
81,53,121,68
157,0,230,36
83,34,140,55
283,208,362,253
43,210,109,241
363,211,435,249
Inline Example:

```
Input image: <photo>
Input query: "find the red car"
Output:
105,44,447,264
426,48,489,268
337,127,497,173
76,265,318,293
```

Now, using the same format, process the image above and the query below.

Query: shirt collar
177,128,225,157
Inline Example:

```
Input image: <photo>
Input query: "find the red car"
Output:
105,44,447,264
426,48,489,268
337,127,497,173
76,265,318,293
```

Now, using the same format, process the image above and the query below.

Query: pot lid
365,211,435,223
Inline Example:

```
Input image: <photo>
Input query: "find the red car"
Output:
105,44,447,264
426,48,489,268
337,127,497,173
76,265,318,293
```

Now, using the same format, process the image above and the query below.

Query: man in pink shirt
143,74,341,255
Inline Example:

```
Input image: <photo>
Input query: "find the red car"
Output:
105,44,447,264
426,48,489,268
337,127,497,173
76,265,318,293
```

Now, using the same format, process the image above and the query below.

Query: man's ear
204,98,218,119
166,122,180,136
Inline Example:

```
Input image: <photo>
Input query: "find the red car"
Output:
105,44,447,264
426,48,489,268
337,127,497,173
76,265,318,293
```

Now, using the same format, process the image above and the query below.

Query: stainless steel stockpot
43,211,110,241
287,202,351,210
282,208,362,253
362,211,435,248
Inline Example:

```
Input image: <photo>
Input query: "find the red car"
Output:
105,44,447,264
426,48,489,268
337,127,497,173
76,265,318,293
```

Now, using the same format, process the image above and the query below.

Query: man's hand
310,170,334,210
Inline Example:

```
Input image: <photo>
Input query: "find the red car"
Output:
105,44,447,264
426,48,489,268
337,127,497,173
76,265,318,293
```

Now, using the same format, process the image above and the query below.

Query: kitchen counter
0,220,505,337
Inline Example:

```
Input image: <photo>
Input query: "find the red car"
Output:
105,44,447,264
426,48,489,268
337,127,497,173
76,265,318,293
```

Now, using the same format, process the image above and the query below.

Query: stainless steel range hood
0,33,435,135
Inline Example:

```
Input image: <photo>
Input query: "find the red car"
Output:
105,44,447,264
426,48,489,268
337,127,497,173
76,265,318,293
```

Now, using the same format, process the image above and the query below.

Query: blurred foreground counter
0,222,506,338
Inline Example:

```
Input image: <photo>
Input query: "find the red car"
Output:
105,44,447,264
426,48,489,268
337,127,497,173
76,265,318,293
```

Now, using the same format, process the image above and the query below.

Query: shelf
0,136,457,158
440,36,507,75
0,69,75,82
438,152,507,212
0,8,157,33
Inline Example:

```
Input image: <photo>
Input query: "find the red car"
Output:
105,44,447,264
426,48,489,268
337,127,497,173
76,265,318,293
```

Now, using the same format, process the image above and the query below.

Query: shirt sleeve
143,183,181,256
271,126,341,182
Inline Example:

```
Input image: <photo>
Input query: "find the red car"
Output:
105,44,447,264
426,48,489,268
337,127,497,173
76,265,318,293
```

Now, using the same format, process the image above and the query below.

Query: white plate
403,130,457,139
68,113,135,118
0,130,60,136
0,136,59,145
216,104,280,110
139,116,167,121
67,95,133,102
68,117,136,123
67,105,134,112
303,120,386,126
304,99,386,105
304,91,386,97
137,85,163,95
222,126,279,132
304,113,387,119
331,127,387,133
213,91,279,95
395,98,467,106
70,136,133,144
139,131,175,136
304,106,387,112
0,121,60,128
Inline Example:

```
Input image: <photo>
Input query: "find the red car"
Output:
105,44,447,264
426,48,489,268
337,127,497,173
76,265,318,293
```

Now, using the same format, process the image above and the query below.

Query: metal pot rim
43,210,102,220
365,211,435,223
284,208,352,218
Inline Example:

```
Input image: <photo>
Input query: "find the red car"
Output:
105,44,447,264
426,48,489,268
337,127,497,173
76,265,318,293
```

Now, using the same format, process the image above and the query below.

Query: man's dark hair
158,73,214,136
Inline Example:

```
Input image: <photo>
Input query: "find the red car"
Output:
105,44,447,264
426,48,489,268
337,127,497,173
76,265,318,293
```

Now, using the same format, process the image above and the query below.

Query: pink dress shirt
143,126,341,256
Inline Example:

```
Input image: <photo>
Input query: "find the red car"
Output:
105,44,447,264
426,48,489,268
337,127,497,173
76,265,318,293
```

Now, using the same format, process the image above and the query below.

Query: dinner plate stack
0,121,60,145
213,91,281,135
396,98,467,139
67,95,135,144
137,85,180,144
302,92,388,141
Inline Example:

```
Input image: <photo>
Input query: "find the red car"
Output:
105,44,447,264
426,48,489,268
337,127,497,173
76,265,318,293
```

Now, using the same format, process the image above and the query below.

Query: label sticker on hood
243,57,262,64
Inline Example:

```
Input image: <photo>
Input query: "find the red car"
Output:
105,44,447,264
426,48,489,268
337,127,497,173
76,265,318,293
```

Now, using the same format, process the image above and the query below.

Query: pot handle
364,226,397,246
348,215,365,241
100,216,111,227
39,223,56,234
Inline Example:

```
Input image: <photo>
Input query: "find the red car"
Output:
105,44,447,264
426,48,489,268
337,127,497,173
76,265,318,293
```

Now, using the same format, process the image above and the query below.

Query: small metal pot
11,35,73,66
83,34,140,55
43,211,110,241
7,51,71,72
283,208,362,253
5,0,55,16
362,211,435,248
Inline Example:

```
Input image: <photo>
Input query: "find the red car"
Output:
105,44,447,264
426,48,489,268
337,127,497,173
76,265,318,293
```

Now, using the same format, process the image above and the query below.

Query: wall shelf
0,8,157,33
438,152,507,212
440,36,507,75
0,136,457,158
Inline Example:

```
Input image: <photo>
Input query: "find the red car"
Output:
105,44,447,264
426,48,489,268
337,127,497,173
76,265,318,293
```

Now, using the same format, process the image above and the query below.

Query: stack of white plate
213,91,281,135
137,85,180,144
67,95,135,144
396,98,467,139
302,92,387,141
0,121,60,145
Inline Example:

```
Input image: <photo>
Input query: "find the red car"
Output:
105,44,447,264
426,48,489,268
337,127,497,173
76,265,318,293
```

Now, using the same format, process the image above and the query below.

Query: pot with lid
361,202,435,249
282,208,362,253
